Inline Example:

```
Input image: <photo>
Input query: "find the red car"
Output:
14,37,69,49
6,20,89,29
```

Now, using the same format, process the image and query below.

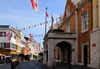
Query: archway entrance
43,29,77,67
55,41,72,64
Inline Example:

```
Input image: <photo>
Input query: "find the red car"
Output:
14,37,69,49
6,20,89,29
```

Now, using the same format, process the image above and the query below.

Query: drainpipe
99,0,100,28
98,0,100,69
75,4,78,64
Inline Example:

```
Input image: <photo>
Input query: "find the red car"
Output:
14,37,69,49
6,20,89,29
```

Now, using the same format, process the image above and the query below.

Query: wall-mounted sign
92,44,96,47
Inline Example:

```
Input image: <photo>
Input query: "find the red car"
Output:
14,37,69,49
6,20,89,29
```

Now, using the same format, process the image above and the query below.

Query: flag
34,40,37,43
6,32,12,40
34,25,36,27
51,15,54,23
46,21,48,23
59,17,60,19
46,7,48,17
29,33,33,39
23,28,25,30
46,11,48,17
30,0,38,12
40,23,42,25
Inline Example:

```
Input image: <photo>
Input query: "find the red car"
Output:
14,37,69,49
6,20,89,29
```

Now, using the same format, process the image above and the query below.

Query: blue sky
0,0,66,47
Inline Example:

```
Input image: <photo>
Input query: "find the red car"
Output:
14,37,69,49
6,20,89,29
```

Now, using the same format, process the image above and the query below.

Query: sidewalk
0,60,97,69
45,62,97,69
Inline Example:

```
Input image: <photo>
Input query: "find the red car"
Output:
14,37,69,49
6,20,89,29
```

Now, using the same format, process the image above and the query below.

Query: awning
0,54,6,56
5,56,11,57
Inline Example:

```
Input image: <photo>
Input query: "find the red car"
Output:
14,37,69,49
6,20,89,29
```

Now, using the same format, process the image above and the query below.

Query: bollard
11,62,15,69
69,63,71,69
16,59,19,65
52,62,55,69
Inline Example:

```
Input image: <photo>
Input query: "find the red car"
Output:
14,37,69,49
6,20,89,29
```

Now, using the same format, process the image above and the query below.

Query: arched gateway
43,29,78,67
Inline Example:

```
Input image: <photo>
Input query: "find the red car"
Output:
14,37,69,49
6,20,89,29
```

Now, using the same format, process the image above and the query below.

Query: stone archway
43,29,77,67
55,41,72,64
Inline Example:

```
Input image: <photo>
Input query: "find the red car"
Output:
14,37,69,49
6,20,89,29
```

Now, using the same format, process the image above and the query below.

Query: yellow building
16,30,21,55
92,0,99,30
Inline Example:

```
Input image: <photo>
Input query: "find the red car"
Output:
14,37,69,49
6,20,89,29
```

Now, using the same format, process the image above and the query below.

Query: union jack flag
6,32,12,40
29,33,33,39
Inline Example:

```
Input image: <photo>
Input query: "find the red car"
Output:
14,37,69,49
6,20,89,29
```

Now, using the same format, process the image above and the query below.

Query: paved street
15,60,51,69
0,59,97,69
0,63,11,69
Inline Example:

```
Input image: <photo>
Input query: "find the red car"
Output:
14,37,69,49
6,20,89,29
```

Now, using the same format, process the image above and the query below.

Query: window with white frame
66,6,70,17
82,11,88,32
0,43,3,48
0,32,6,37
66,22,70,32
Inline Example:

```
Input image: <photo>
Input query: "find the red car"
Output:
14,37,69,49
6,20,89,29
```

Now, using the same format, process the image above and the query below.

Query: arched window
67,6,70,16
66,6,70,17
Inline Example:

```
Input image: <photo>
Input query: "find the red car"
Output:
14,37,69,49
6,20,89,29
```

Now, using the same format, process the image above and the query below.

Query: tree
38,53,43,57
18,53,24,58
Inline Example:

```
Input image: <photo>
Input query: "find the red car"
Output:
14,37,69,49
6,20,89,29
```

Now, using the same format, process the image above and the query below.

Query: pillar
47,39,55,67
43,44,47,64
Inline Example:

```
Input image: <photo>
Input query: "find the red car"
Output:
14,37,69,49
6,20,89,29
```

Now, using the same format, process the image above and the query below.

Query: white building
0,25,18,59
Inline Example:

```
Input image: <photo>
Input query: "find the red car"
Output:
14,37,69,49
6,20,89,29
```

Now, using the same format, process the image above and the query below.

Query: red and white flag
6,32,12,40
29,33,33,39
46,11,48,17
46,7,48,17
30,0,38,12
51,15,54,23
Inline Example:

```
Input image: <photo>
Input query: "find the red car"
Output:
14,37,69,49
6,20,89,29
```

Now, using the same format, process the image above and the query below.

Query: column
43,44,47,64
47,39,55,67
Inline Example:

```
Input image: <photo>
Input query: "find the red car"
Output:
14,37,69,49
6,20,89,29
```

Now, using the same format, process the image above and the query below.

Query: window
6,43,10,48
66,6,70,17
14,34,16,39
0,25,9,28
66,22,70,32
11,43,17,50
0,43,3,48
2,43,10,48
4,43,6,48
0,32,6,37
82,11,88,32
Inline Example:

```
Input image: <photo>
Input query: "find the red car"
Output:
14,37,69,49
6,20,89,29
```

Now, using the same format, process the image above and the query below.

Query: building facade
59,0,92,66
43,0,94,68
0,25,18,61
90,0,100,68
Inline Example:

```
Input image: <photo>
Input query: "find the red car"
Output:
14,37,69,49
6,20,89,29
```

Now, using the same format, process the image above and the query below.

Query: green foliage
33,55,39,57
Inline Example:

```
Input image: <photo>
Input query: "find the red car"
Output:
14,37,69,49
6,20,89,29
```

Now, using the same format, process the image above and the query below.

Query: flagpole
45,7,47,35
51,13,53,30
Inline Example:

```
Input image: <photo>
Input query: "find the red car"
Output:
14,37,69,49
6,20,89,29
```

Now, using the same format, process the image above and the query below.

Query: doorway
83,45,88,66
